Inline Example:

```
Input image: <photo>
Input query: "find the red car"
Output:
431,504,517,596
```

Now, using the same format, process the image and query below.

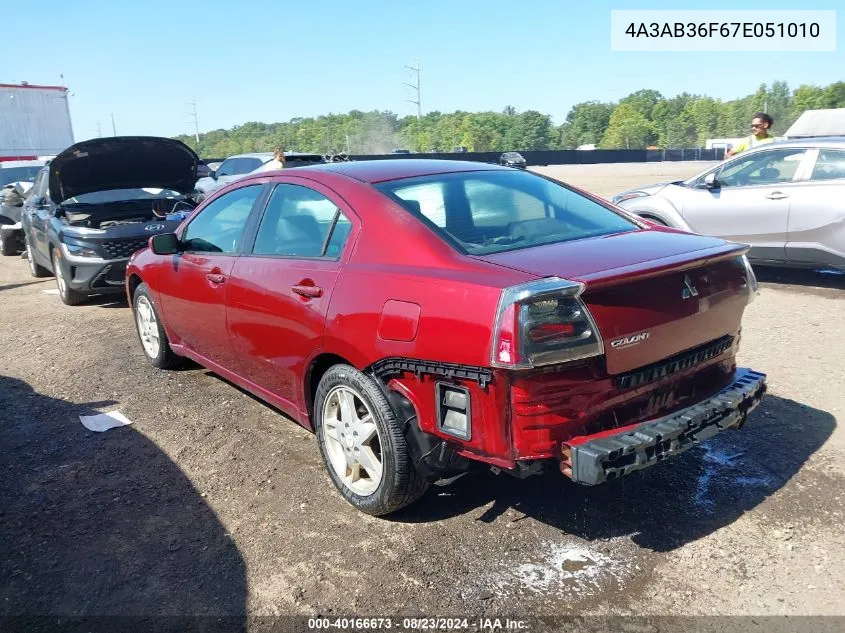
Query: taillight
490,277,604,369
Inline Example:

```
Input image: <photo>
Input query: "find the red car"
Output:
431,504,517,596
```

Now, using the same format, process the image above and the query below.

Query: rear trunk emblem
610,331,650,349
682,275,699,299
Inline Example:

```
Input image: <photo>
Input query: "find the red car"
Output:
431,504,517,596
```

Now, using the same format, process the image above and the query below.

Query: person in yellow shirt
725,113,775,157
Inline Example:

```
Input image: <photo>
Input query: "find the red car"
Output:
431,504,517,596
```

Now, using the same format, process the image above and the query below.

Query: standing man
725,113,775,157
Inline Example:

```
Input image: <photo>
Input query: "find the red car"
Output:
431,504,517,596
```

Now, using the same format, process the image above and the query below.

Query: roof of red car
300,159,509,183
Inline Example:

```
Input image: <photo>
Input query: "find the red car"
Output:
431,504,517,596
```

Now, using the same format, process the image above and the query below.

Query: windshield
0,166,42,188
64,188,183,205
376,170,637,255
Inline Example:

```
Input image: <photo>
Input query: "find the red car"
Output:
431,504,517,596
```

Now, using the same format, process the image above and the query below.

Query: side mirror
703,173,719,189
209,170,218,180
150,233,180,255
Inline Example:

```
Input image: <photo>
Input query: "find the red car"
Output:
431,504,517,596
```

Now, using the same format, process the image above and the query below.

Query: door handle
205,273,226,284
292,284,323,298
765,192,789,200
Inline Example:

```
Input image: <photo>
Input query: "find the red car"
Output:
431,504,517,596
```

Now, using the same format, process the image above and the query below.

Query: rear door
785,148,845,268
156,183,267,369
681,147,810,263
226,179,357,411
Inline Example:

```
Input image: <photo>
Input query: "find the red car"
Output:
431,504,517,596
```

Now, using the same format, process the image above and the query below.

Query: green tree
619,89,663,121
560,101,614,148
600,104,653,148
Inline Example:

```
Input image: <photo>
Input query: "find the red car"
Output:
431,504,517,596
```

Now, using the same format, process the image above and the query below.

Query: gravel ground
1,162,843,627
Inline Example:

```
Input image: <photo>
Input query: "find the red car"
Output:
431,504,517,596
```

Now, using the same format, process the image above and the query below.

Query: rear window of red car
375,170,637,255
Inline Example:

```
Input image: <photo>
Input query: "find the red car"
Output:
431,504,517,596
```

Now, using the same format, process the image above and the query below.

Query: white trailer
0,82,75,159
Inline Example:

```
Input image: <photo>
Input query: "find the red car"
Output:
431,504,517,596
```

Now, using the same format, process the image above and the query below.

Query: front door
682,147,809,263
226,180,357,413
156,184,266,370
23,169,52,265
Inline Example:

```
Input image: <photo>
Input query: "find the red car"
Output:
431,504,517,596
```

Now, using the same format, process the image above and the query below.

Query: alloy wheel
135,296,161,359
321,386,384,496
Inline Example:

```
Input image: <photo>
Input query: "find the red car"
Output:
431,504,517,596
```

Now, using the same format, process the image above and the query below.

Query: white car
194,152,274,195
612,137,845,271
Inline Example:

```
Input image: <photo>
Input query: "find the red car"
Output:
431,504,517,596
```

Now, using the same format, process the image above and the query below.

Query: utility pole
95,121,102,138
403,60,421,119
111,113,116,136
187,100,200,152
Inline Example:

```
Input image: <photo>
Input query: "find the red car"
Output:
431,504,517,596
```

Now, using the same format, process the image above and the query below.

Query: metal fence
200,148,725,167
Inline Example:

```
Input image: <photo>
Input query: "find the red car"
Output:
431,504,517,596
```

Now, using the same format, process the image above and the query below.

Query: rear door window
810,149,845,181
251,184,351,259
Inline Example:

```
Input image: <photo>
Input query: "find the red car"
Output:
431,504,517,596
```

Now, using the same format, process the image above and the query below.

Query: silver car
613,137,845,271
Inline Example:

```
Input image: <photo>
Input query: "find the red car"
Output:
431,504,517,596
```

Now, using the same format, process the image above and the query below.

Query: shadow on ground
392,394,835,552
0,375,247,632
755,265,845,291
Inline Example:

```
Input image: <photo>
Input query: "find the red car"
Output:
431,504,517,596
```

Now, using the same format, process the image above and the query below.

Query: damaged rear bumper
565,368,767,485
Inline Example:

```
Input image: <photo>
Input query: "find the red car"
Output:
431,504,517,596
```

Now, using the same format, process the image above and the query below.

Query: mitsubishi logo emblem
682,275,699,299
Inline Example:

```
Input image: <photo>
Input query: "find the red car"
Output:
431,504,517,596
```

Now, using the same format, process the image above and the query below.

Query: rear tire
314,365,429,516
26,240,50,278
52,247,87,306
0,231,17,256
133,282,180,369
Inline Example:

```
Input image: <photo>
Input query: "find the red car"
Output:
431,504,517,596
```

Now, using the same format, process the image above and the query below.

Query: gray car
612,137,845,271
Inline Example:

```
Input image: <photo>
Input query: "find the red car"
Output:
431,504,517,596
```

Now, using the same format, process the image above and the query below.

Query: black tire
314,364,429,516
52,247,87,306
25,240,50,278
0,230,17,256
132,282,180,369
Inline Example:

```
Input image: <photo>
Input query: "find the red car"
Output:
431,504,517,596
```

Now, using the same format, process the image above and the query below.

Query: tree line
173,81,845,158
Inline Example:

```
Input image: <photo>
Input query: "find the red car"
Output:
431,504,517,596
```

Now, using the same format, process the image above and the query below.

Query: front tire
314,365,428,516
133,282,180,369
52,247,86,306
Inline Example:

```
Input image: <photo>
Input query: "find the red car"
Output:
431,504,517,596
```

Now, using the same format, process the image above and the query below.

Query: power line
402,61,421,119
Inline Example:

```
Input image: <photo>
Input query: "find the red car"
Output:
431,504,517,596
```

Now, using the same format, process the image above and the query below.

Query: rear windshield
375,170,637,255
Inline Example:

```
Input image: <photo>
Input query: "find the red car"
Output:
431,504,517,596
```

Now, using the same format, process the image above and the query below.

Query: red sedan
126,160,766,515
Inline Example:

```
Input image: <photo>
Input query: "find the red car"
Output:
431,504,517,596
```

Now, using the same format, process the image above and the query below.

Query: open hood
49,136,198,203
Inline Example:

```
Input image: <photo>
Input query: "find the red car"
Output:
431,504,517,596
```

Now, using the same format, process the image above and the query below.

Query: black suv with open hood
21,136,199,305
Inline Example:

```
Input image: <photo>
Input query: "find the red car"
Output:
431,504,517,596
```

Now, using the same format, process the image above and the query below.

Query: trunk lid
477,229,753,374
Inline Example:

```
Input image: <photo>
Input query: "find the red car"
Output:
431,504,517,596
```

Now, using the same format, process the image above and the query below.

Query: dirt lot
1,162,843,627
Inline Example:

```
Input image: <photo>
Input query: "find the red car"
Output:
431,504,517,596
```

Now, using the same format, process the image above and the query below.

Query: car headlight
62,242,100,258
613,191,650,204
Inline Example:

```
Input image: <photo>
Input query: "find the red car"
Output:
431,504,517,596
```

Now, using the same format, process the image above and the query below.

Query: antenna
111,113,117,136
402,60,421,119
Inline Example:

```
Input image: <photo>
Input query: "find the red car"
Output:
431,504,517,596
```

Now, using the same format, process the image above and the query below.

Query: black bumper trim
372,357,493,388
569,368,767,485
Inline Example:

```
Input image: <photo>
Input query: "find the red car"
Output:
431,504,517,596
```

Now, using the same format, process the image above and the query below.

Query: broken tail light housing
491,277,604,369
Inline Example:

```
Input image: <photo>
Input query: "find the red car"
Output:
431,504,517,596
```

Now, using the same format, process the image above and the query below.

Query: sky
8,0,844,142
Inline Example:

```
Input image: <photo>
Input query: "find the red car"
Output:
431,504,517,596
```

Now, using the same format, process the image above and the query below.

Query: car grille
614,335,735,391
100,238,149,260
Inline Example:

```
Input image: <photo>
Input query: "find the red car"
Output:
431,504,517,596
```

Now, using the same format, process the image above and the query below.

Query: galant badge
144,223,165,232
610,331,651,349
682,274,699,299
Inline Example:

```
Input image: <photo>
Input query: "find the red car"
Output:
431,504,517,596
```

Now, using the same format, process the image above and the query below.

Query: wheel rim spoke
356,446,383,482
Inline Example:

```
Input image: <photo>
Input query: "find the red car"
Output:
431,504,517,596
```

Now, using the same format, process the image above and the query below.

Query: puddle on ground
693,441,780,510
470,541,633,604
